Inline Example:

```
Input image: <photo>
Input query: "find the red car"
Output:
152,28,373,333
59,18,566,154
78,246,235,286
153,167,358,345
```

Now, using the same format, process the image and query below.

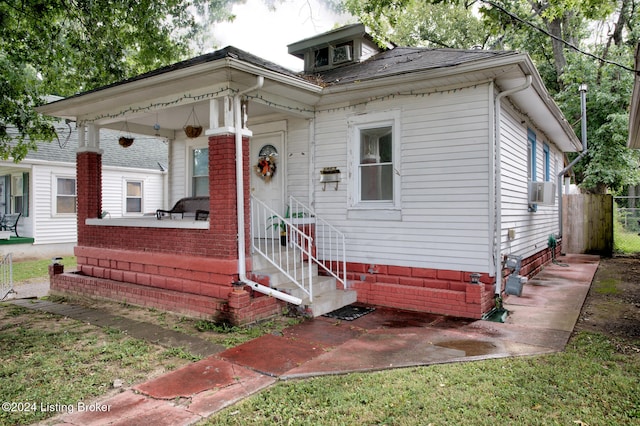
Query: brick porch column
76,150,102,245
208,134,251,259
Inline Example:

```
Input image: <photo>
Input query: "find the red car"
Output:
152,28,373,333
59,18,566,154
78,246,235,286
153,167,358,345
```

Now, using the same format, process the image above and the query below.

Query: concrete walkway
7,254,598,426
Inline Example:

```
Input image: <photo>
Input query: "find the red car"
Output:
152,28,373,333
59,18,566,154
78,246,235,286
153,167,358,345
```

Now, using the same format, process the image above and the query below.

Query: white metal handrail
251,196,315,302
289,196,347,290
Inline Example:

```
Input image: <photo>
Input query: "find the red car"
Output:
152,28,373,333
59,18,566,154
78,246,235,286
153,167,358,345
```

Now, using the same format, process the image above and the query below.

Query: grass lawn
202,332,640,425
11,256,77,282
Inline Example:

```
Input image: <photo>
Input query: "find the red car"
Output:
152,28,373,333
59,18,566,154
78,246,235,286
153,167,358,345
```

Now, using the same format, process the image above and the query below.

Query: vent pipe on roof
557,84,588,240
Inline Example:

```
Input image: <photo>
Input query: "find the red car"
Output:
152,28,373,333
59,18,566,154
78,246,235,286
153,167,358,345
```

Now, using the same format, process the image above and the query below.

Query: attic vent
332,45,352,64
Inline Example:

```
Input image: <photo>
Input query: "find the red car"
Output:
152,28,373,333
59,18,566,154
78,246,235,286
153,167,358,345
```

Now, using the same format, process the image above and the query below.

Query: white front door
250,132,285,239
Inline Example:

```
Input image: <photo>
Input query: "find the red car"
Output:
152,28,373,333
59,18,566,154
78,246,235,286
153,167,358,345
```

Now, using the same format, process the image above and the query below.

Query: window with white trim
348,110,401,210
192,148,209,196
56,177,76,214
126,181,143,213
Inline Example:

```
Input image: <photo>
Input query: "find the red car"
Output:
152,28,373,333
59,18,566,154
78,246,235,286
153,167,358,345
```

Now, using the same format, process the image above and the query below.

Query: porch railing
0,253,14,301
250,195,347,304
288,196,347,290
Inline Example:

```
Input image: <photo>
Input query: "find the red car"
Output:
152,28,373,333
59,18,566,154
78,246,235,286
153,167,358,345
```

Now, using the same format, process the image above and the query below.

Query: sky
211,0,353,71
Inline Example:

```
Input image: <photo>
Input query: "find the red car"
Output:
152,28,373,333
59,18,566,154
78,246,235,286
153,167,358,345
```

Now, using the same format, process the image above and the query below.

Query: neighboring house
0,126,167,259
37,24,581,324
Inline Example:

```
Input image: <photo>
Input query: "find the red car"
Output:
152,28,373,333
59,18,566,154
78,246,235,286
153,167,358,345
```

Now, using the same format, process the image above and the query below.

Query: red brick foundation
49,254,281,325
349,242,562,319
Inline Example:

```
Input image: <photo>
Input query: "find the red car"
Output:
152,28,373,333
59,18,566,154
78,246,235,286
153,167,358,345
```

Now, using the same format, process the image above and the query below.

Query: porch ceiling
37,59,321,139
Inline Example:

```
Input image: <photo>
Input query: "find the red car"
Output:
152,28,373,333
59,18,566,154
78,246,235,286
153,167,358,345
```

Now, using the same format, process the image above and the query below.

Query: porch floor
7,253,599,425
0,236,35,245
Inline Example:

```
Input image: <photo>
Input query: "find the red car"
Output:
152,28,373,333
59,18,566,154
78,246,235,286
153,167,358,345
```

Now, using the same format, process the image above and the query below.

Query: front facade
38,24,580,324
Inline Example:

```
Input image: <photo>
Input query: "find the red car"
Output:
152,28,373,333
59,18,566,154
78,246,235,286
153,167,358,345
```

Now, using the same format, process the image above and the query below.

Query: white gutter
233,75,303,305
493,75,532,296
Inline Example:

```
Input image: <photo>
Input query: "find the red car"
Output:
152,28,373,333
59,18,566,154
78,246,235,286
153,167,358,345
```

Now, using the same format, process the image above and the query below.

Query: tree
0,0,238,161
342,0,640,193
343,0,487,49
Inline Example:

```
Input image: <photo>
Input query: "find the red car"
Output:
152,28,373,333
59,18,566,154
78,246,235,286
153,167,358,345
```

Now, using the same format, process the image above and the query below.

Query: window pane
127,182,141,197
193,148,209,176
57,196,76,214
57,178,75,196
360,164,393,201
359,126,393,202
193,176,209,196
126,198,142,213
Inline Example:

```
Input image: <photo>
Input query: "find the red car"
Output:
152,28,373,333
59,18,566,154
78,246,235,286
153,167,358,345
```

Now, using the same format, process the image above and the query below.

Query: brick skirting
347,243,561,319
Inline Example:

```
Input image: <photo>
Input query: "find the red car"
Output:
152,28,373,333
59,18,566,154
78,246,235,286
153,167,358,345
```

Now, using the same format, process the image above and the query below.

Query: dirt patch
573,255,640,355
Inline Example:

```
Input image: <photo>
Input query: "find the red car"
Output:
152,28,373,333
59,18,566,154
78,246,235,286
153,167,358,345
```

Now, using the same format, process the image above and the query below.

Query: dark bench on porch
0,213,21,237
156,197,209,220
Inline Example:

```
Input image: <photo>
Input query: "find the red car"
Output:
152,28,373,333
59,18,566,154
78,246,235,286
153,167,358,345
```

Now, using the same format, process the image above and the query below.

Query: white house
0,126,167,259
37,24,580,323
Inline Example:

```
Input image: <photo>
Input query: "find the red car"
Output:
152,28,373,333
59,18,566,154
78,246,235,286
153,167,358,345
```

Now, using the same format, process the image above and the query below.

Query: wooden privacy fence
562,194,613,256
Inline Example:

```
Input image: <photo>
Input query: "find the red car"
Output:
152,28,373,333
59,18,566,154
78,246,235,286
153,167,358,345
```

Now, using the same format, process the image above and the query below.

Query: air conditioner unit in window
332,45,352,64
529,181,556,205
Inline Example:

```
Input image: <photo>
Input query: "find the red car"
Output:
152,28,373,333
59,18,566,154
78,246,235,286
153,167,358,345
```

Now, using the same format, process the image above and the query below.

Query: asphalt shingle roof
313,47,519,86
27,124,167,170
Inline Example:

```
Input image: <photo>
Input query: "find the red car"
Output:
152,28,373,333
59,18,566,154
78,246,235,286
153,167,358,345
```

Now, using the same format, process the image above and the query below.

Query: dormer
287,23,391,73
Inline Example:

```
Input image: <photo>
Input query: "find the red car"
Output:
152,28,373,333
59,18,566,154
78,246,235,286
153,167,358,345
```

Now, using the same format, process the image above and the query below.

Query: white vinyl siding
32,165,76,244
314,83,492,272
285,119,311,206
101,167,164,218
499,104,560,260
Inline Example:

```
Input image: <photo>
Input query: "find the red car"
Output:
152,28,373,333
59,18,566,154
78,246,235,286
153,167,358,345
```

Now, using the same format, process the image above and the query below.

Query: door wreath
255,153,277,182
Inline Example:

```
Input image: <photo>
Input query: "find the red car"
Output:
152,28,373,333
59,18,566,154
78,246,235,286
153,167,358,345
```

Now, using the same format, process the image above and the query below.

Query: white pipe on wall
233,76,303,305
493,75,532,296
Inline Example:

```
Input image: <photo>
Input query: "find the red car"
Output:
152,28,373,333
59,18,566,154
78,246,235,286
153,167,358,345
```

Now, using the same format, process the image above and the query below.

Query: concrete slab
218,333,327,376
187,373,276,417
56,390,198,426
282,330,467,378
134,358,260,400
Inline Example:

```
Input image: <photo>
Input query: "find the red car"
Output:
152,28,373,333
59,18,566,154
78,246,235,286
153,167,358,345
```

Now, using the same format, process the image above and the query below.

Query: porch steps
251,252,356,317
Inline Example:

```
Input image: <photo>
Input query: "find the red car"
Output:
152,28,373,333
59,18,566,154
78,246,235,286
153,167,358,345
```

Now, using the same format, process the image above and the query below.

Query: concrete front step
305,288,358,317
270,276,357,317
270,276,335,300
252,252,355,317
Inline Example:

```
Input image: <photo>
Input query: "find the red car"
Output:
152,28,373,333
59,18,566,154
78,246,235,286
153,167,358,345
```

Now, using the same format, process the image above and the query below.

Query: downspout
557,84,588,239
493,75,532,296
233,76,303,305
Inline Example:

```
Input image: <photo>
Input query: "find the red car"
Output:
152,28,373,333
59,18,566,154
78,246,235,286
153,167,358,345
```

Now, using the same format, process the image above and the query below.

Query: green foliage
344,0,639,193
1,0,239,159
